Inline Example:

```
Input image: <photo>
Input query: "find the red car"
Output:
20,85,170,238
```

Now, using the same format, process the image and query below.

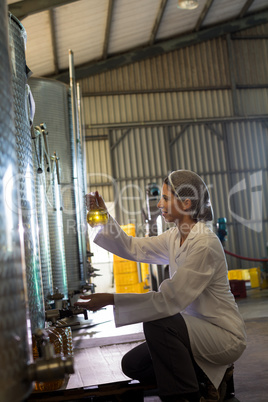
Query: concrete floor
230,288,268,402
66,286,268,402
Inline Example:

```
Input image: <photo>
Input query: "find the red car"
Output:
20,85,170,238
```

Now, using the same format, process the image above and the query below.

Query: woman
75,170,246,402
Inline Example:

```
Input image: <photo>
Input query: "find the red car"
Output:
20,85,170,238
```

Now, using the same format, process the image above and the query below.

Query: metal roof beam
8,0,79,19
49,9,59,75
53,9,268,83
194,0,215,31
149,0,169,46
239,0,255,18
102,0,115,60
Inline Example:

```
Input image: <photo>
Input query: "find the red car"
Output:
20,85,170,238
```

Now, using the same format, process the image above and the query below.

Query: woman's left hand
74,293,114,312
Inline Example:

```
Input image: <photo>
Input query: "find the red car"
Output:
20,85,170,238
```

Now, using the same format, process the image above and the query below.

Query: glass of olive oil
86,192,109,227
87,207,108,227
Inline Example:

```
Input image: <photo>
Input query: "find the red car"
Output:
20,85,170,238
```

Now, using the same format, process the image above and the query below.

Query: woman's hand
74,293,114,312
86,191,107,211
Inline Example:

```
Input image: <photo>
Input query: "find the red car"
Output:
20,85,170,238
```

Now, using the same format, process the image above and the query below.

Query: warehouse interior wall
79,23,268,270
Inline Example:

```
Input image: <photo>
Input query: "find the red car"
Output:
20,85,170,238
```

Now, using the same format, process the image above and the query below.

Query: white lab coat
94,217,247,388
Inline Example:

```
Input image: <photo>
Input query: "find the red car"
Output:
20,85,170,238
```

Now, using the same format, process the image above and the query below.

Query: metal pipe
77,82,88,282
69,49,84,283
84,115,268,130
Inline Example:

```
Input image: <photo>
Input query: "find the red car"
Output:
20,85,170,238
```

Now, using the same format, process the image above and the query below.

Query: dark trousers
121,313,201,398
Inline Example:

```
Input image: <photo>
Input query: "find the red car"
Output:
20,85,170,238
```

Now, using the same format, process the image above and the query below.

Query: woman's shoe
201,364,234,402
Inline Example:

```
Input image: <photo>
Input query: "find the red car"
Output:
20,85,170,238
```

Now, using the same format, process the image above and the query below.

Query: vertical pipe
77,82,88,282
69,50,84,282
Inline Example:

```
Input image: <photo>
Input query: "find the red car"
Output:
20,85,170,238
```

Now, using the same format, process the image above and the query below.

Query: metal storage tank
0,5,32,401
8,13,45,332
29,77,86,296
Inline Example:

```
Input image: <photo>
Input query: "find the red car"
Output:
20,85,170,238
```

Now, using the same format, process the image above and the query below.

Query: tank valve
27,329,74,382
45,306,88,322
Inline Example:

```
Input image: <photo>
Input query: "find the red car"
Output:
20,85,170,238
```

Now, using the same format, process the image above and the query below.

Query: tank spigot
27,328,74,382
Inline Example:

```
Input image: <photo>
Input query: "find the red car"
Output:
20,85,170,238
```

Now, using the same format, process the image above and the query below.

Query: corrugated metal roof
203,0,247,27
54,0,108,69
24,11,55,76
249,0,268,13
7,0,268,79
157,0,207,38
109,0,161,53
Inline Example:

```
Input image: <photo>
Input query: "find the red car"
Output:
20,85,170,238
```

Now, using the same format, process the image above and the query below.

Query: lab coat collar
175,221,208,259
187,221,209,240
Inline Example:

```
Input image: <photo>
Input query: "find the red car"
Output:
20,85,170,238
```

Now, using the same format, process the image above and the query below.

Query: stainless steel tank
29,77,86,295
8,14,45,331
0,6,32,401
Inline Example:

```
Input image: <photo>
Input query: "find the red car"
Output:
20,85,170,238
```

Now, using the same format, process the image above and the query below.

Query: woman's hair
164,170,213,222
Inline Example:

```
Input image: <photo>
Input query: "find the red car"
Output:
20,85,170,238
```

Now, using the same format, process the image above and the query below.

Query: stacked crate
228,267,261,288
228,267,264,298
113,224,149,293
228,269,247,299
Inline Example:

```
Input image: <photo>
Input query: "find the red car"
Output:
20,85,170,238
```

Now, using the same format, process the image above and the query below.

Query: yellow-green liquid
87,208,108,227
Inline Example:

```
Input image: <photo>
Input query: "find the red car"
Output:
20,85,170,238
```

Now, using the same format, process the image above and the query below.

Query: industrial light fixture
177,0,199,10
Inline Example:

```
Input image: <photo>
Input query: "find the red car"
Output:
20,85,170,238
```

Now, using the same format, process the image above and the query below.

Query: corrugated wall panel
231,24,268,86
225,121,268,267
233,22,268,37
238,89,268,115
233,40,268,85
227,170,268,268
80,38,230,93
83,90,233,125
227,121,267,171
109,127,169,227
112,127,168,179
171,124,227,173
85,138,113,202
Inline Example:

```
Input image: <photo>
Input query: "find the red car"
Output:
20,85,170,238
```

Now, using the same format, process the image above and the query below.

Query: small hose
224,249,268,262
